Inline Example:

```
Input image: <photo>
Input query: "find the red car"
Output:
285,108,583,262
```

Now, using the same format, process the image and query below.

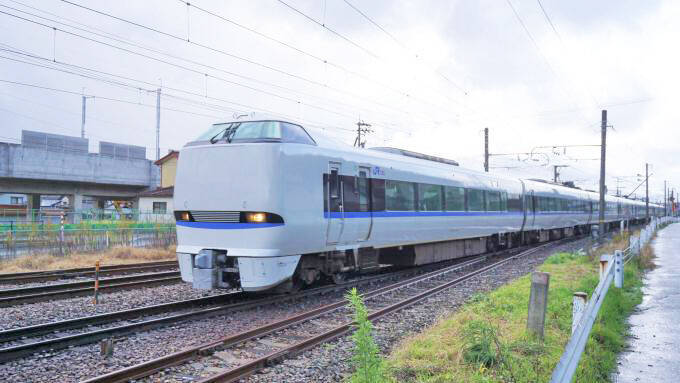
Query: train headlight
245,212,267,223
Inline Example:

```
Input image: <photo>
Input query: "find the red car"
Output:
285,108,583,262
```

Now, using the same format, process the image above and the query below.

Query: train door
326,162,344,245
338,166,372,244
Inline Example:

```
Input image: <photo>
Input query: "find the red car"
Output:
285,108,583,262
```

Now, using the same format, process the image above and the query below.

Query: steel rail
83,240,564,383
0,273,182,307
0,260,177,280
0,254,485,362
197,243,552,383
0,262,178,285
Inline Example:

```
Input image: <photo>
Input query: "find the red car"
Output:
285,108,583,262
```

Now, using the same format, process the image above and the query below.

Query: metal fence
550,216,677,383
0,208,175,225
0,227,176,259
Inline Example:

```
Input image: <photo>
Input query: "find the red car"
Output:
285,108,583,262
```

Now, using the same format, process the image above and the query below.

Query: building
136,150,178,222
156,150,179,188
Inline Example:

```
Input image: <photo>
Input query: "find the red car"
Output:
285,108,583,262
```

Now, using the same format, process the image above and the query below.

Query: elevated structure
0,130,159,221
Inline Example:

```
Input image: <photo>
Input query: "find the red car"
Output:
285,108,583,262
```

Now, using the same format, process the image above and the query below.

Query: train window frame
485,190,502,212
385,180,416,211
445,185,465,211
417,183,443,211
467,189,485,212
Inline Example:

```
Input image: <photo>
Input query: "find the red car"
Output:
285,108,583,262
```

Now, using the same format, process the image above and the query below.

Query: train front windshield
195,120,316,145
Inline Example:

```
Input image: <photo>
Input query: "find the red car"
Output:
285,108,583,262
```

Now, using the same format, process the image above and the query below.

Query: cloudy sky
0,0,677,202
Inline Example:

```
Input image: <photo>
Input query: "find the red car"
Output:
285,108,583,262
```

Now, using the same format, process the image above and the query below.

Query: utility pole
553,165,568,183
353,120,372,148
645,163,649,219
80,95,94,138
598,110,607,236
484,127,489,172
664,180,667,216
155,88,161,161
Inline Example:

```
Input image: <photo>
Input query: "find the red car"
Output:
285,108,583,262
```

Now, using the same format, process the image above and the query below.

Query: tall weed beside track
347,288,386,383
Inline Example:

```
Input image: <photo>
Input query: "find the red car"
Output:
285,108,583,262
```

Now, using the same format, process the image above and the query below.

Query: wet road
615,223,680,382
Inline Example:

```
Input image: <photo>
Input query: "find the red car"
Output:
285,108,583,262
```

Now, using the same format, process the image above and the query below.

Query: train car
173,117,663,292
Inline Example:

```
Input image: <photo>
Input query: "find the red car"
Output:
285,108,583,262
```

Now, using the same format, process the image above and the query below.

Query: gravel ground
0,281,226,330
244,238,591,383
0,238,591,383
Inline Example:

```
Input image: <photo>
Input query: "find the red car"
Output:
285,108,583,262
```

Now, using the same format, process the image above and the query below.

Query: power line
504,0,591,126
2,1,441,129
0,8,389,123
272,0,462,114
536,0,563,43
340,0,469,96
56,0,449,119
534,0,601,108
275,0,379,60
0,45,371,134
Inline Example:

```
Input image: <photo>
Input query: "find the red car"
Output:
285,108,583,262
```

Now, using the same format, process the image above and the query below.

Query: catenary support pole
646,163,649,220
81,95,86,138
484,127,489,172
599,110,607,237
156,88,161,161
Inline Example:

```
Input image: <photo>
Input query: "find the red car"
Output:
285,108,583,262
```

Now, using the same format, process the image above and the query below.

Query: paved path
615,223,680,382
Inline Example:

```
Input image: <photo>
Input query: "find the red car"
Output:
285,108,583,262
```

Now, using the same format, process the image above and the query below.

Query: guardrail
550,216,677,383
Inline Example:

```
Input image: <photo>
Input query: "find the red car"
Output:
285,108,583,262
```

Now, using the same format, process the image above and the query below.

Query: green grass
385,248,647,383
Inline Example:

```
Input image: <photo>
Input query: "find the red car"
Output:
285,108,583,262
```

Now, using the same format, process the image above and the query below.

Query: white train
173,118,663,292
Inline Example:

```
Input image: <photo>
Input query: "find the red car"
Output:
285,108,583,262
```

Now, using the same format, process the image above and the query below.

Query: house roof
137,186,174,198
154,150,179,165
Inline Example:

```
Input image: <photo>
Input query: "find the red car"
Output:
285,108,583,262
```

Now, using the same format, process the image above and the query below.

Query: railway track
0,254,486,363
82,240,563,383
0,271,181,307
0,261,178,285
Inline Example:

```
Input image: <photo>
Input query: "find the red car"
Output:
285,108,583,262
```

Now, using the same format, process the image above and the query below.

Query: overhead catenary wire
0,1,430,130
0,9,388,124
0,47,366,134
504,0,591,126
57,0,454,120
340,0,469,96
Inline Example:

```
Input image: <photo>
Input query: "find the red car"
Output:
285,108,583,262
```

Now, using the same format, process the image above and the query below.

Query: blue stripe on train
323,211,590,219
176,221,284,229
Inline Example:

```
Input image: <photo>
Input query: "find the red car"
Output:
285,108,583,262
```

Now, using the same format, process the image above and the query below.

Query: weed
461,320,503,367
346,288,385,383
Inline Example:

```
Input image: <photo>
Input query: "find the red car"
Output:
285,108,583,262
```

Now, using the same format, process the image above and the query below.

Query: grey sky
0,0,676,201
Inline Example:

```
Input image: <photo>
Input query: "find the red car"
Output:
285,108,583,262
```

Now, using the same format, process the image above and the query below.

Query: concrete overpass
0,130,160,220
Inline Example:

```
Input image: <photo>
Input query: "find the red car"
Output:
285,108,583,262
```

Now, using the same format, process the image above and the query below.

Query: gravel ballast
0,239,591,382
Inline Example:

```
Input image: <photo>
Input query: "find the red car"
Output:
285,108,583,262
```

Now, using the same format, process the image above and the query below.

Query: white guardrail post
614,250,624,288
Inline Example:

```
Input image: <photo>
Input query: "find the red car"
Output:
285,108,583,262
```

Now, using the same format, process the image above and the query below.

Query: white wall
138,196,175,222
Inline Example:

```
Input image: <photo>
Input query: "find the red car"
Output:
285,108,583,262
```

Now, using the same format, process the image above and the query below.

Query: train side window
329,169,339,199
500,192,508,211
357,171,369,212
418,183,443,211
386,180,415,211
507,193,522,212
485,191,501,211
445,186,465,211
467,189,485,211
